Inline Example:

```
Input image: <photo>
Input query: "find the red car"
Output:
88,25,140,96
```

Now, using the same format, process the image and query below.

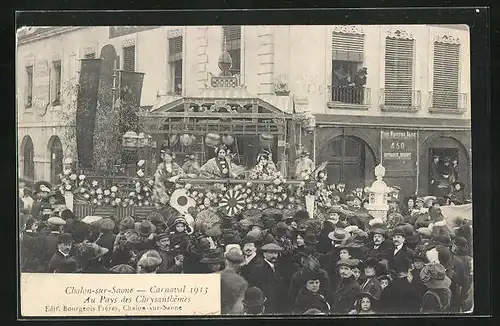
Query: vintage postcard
17,23,473,317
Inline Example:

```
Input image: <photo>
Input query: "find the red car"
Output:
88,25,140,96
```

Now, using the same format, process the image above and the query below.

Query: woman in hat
349,292,379,315
449,181,465,205
95,218,116,268
420,262,452,313
74,242,110,274
109,264,135,274
242,286,267,315
272,222,294,254
200,248,225,273
200,145,235,179
152,147,184,206
294,269,331,315
317,220,337,254
137,250,163,274
360,258,384,300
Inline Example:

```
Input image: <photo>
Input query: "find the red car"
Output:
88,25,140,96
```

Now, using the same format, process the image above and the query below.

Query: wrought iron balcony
428,91,468,114
327,85,371,110
379,89,421,112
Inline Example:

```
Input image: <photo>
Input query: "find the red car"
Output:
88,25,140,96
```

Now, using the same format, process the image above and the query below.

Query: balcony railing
429,91,468,114
379,89,421,112
327,85,371,110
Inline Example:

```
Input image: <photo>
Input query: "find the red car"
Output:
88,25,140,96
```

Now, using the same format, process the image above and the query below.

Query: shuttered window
222,25,241,50
123,45,135,72
168,36,183,62
25,65,33,108
384,37,414,106
433,42,460,109
222,26,241,75
332,32,364,62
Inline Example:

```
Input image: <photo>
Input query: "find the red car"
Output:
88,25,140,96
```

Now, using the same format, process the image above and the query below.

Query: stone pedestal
365,164,390,222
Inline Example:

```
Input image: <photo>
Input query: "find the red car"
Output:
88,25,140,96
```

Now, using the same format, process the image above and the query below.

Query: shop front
315,114,471,199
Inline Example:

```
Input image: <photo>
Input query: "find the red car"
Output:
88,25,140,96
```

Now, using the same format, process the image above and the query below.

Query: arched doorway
48,136,63,185
420,135,471,195
21,136,35,181
320,135,376,190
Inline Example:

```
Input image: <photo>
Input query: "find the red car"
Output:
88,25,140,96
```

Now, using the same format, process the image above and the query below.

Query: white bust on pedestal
366,164,390,222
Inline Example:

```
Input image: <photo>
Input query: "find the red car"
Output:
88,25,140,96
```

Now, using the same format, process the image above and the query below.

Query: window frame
52,60,62,105
222,25,242,76
122,45,136,72
25,65,34,109
168,35,183,95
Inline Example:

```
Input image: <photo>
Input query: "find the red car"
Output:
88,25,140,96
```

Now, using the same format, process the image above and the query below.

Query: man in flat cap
48,233,74,273
330,258,361,314
245,242,284,314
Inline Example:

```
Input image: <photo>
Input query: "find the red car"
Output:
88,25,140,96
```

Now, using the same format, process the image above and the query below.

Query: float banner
118,70,145,134
20,273,220,317
75,59,101,170
381,129,418,175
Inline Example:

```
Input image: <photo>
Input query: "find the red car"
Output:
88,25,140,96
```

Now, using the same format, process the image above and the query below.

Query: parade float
55,44,337,228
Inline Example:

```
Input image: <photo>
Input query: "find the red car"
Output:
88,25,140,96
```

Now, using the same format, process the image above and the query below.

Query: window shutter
384,37,414,106
433,42,460,109
123,45,135,72
168,36,183,63
332,32,364,62
222,25,241,51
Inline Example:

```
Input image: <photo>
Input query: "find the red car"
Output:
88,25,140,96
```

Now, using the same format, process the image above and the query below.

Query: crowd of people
19,177,473,316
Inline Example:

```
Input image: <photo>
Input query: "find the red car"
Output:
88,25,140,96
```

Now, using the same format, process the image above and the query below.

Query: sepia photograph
17,22,474,316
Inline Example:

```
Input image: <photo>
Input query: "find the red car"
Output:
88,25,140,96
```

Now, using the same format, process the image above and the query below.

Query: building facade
17,25,471,196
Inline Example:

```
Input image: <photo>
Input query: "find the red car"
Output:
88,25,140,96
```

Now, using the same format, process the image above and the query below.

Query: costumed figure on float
151,146,185,206
199,145,237,179
249,149,279,180
295,148,315,180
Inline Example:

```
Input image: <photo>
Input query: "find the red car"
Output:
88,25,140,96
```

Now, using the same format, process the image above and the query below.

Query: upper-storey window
384,36,415,107
432,38,462,111
222,25,241,75
331,28,366,105
25,65,33,108
168,35,183,94
123,45,136,72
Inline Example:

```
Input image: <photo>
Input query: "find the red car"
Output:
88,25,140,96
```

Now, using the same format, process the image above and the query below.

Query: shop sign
381,129,417,173
109,26,158,38
32,59,50,113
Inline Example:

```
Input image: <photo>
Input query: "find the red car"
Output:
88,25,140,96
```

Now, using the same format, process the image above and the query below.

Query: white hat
81,216,103,224
225,244,242,255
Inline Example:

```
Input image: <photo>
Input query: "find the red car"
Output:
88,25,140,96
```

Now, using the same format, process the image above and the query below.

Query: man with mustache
330,258,361,314
364,225,393,266
245,243,284,314
48,233,74,273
